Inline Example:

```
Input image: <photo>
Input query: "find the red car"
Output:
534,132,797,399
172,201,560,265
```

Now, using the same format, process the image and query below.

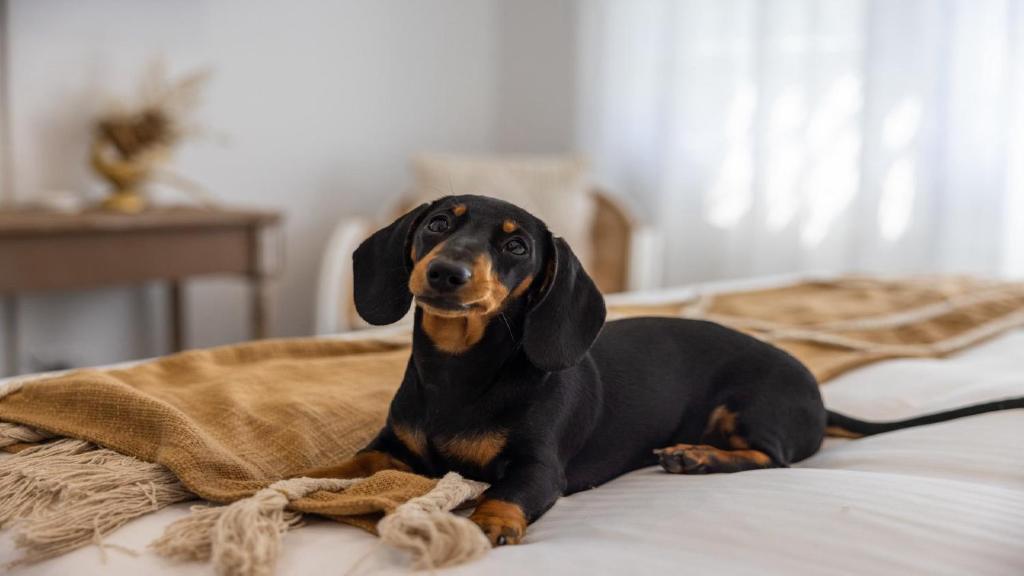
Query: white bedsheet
2,277,1022,575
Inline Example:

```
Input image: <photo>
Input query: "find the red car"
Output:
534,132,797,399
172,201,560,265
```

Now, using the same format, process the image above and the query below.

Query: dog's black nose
427,260,472,292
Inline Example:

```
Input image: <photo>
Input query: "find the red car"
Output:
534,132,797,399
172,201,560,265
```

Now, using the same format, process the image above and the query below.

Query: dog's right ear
522,236,606,371
353,203,431,325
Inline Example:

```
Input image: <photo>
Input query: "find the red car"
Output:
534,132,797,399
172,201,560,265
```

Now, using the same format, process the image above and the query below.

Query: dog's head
353,195,606,371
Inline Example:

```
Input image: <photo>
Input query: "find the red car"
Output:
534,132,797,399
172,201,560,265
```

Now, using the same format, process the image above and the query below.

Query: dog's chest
391,396,511,478
392,362,528,478
394,418,509,472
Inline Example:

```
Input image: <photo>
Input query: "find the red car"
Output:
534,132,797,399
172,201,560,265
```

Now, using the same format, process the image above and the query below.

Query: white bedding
2,277,1023,575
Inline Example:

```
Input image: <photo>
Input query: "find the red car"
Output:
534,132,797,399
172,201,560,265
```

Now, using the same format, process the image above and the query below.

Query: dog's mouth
413,294,484,317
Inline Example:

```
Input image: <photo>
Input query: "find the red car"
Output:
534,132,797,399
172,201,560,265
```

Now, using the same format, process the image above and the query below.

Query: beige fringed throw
1,276,1023,574
0,336,489,572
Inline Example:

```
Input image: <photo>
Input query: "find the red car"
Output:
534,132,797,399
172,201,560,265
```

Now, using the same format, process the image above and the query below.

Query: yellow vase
100,189,147,213
91,139,169,214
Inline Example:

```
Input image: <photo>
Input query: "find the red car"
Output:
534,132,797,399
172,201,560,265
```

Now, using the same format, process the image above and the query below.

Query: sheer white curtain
578,0,1024,287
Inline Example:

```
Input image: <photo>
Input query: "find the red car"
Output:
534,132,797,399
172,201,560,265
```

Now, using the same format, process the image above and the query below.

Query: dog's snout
427,259,472,292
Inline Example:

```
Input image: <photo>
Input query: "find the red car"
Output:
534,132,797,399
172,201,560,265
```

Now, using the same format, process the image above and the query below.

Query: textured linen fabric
0,337,434,524
609,276,1024,381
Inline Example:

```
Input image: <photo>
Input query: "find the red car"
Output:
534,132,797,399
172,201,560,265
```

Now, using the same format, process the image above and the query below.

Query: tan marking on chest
393,424,427,459
421,313,492,354
439,431,508,467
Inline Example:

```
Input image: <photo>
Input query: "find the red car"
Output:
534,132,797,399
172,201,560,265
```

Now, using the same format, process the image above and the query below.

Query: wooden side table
0,207,282,376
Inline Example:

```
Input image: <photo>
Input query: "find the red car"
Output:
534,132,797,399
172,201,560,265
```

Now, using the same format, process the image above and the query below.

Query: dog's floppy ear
353,203,431,325
522,236,606,371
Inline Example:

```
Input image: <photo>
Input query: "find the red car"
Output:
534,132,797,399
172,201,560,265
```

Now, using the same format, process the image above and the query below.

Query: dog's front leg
469,455,566,546
299,449,412,479
297,426,416,479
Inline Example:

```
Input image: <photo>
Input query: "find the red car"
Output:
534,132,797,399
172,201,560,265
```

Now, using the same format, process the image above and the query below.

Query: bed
2,275,1022,575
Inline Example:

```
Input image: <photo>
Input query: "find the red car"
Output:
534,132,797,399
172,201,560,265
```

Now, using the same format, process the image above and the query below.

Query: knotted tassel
153,472,489,576
153,477,360,576
377,472,490,570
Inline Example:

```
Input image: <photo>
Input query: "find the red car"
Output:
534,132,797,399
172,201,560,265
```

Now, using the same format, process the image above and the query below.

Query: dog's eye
504,238,528,256
426,215,450,233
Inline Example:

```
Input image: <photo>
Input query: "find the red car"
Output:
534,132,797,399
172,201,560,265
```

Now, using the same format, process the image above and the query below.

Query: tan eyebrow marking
502,219,518,233
452,204,467,216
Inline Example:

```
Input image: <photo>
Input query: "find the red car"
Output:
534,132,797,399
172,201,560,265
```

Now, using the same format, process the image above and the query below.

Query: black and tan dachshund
307,194,1024,546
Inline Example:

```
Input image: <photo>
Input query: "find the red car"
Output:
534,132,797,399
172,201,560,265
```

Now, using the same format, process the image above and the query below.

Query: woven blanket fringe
151,477,360,576
0,434,492,574
152,472,490,575
0,437,194,567
0,422,55,448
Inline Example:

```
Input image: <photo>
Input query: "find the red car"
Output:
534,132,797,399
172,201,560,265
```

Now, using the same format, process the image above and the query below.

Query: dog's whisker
499,313,515,342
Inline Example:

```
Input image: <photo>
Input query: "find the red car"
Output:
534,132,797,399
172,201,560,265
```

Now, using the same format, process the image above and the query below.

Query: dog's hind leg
655,403,789,474
655,444,778,474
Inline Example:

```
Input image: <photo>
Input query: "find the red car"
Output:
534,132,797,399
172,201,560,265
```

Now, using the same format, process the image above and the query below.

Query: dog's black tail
825,396,1024,438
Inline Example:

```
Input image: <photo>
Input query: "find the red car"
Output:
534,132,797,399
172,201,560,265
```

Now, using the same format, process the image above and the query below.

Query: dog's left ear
522,236,606,372
352,202,431,325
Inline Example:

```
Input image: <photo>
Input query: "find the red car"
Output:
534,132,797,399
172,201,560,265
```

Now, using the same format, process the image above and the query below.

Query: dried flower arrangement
91,61,210,213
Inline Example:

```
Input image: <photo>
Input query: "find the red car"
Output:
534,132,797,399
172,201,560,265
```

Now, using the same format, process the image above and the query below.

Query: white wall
493,0,577,154
1,0,507,373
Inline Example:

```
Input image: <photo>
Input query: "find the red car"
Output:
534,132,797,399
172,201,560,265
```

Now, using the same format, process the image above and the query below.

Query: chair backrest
588,190,634,294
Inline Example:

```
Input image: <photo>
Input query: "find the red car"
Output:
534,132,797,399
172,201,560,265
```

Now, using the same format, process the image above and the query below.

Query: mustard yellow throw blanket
1,276,1022,573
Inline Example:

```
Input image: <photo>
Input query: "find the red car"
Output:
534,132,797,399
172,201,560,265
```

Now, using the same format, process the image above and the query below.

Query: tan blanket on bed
1,276,1023,566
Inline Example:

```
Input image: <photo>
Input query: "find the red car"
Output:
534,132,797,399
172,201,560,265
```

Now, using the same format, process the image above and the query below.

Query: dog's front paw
469,498,526,546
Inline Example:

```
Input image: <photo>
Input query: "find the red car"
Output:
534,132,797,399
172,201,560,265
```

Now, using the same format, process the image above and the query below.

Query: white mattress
2,276,1023,575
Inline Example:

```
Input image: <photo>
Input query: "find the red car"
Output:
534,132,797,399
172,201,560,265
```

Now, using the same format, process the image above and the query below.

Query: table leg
169,280,185,352
251,275,268,340
2,295,18,376
247,222,273,341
